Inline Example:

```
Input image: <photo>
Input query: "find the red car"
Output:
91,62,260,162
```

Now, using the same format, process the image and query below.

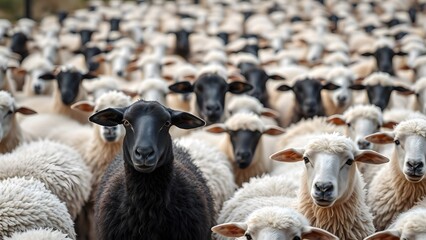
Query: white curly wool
174,138,235,218
0,177,75,239
343,104,383,125
5,229,72,240
0,140,92,220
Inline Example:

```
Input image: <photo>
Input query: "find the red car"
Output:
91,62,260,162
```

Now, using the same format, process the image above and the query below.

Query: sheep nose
407,160,424,171
337,95,347,103
117,71,124,77
206,104,220,112
236,151,251,161
134,147,155,160
34,85,42,94
357,140,371,150
314,182,334,194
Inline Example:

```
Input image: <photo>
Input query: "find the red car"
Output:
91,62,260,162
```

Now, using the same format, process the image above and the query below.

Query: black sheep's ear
361,52,374,57
39,73,56,80
322,82,340,90
276,84,292,91
82,72,98,80
170,110,205,129
393,86,415,95
89,107,126,126
395,51,407,56
169,81,194,94
349,84,366,90
228,81,253,94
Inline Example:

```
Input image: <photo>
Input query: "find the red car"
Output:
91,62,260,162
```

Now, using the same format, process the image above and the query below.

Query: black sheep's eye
303,156,310,164
122,119,131,127
245,233,252,240
395,140,400,145
346,159,354,165
164,121,172,127
293,237,301,240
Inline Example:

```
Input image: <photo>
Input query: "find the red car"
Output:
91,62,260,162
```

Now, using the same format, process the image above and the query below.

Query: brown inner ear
327,116,346,126
382,121,398,129
15,107,37,115
270,148,303,162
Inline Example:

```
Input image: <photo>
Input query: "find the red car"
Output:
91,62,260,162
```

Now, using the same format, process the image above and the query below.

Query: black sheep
91,100,214,240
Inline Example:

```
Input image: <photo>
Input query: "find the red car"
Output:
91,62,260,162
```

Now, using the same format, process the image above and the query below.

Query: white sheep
366,119,426,230
0,177,75,239
0,140,92,220
322,66,357,115
365,198,426,240
136,78,169,106
174,138,235,218
5,229,72,240
213,176,337,240
0,91,36,153
271,133,389,239
20,53,55,96
204,112,284,186
226,95,279,119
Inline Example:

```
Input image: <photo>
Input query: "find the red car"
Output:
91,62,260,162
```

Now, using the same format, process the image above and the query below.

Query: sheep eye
346,159,354,165
395,139,400,145
122,119,131,127
164,121,172,127
303,157,310,164
346,123,351,127
4,110,12,118
245,233,252,240
293,237,301,240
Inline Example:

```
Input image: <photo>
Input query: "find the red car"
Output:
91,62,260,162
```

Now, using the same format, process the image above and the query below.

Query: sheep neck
123,139,174,213
86,129,123,197
372,149,426,230
298,171,374,240
0,117,22,154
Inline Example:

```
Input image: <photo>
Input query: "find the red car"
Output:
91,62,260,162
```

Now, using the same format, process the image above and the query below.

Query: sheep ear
228,81,253,94
327,115,346,126
204,124,227,134
168,81,194,94
71,101,95,112
211,222,247,238
361,52,374,57
382,121,398,129
349,84,366,90
269,74,286,80
263,126,285,136
82,73,97,80
277,84,292,91
15,107,37,115
365,132,395,144
89,107,126,126
260,108,279,118
364,229,400,240
38,72,56,80
121,89,139,98
393,86,415,96
270,148,305,162
355,150,389,164
322,82,340,90
301,226,338,240
169,110,205,129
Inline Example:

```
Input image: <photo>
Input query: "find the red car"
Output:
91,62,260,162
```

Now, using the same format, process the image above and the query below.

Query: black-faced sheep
91,100,215,239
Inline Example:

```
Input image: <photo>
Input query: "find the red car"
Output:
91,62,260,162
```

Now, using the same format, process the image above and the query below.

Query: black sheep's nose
236,151,251,161
206,104,220,112
135,147,155,160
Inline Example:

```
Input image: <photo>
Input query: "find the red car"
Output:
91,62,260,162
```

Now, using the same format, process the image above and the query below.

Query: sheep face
41,42,59,65
78,29,95,47
329,76,353,109
243,68,285,107
98,125,124,143
89,100,204,173
83,46,102,72
111,49,133,78
169,74,252,124
271,135,389,207
366,85,394,110
307,42,324,64
212,207,338,240
143,62,162,79
31,69,53,95
0,103,14,141
173,29,192,60
366,120,426,182
362,47,407,76
110,18,121,32
277,79,339,119
10,32,29,61
229,130,263,169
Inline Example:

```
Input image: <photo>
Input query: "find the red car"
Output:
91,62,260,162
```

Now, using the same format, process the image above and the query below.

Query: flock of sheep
0,0,426,239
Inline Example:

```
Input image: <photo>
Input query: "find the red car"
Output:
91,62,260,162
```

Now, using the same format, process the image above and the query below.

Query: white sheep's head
212,207,338,240
325,67,356,109
365,207,426,240
72,90,131,143
327,105,397,150
0,91,36,141
271,133,388,207
366,119,426,182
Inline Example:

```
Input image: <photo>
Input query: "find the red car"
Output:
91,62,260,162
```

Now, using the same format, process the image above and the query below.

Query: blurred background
0,0,87,21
